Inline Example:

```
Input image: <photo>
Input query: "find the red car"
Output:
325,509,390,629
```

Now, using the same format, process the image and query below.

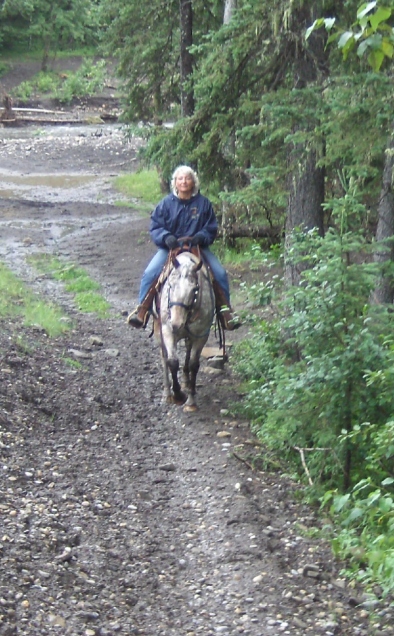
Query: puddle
0,174,97,199
0,174,96,188
0,123,136,203
0,171,125,203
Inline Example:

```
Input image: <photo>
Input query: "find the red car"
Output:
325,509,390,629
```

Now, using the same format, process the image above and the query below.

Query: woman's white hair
171,165,200,196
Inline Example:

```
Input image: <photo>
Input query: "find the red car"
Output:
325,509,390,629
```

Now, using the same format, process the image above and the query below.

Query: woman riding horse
127,165,240,330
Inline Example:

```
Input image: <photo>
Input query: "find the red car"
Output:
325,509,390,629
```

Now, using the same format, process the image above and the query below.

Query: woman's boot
127,281,159,328
212,281,241,330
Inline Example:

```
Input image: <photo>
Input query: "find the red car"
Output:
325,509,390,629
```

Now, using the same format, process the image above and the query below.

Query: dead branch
232,451,255,471
293,446,331,486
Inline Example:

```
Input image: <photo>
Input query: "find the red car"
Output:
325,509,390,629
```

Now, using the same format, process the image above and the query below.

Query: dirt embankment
0,59,393,636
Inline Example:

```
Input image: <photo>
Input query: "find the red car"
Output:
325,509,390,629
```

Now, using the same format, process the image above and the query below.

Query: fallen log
1,115,106,126
219,224,282,240
10,107,63,114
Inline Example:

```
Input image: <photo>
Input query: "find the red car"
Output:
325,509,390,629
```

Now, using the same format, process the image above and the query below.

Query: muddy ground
1,62,393,636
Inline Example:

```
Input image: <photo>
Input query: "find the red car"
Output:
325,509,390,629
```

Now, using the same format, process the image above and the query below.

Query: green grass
0,262,70,336
62,356,83,369
114,170,162,209
28,254,111,318
74,290,111,315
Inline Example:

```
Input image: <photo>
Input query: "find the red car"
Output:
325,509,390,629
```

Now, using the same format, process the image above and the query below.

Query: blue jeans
139,248,230,303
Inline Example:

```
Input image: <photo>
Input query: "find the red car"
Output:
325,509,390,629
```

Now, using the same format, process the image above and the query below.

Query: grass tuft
114,170,162,208
0,262,70,336
28,254,111,318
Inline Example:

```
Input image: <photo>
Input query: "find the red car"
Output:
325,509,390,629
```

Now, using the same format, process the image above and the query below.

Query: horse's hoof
173,392,187,406
183,404,198,413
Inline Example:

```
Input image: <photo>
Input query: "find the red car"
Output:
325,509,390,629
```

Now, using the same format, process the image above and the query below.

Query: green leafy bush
12,71,60,101
35,71,59,93
0,61,9,77
13,80,34,101
55,59,106,103
234,225,394,491
322,421,394,595
11,59,107,104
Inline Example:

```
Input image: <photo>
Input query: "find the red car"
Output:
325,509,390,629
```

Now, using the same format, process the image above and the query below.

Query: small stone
48,614,66,627
68,349,92,359
217,431,231,438
159,463,176,472
89,336,103,346
104,348,120,357
302,564,320,578
207,356,225,369
293,617,307,628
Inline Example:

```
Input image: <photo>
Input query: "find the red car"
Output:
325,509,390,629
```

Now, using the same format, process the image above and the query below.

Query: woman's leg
201,248,230,303
139,249,169,302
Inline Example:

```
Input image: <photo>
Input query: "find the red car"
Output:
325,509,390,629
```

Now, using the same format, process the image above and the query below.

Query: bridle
165,253,211,336
167,267,200,316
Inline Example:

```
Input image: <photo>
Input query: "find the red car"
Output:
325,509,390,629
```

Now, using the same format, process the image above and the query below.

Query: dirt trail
0,114,393,634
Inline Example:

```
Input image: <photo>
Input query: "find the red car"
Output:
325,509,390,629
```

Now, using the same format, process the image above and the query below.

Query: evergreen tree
179,0,194,116
308,1,394,302
0,0,99,66
100,0,222,122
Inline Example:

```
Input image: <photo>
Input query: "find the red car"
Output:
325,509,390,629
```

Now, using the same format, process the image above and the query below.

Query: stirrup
126,307,149,329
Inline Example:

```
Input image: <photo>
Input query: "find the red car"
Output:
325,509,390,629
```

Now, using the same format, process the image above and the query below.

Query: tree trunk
285,148,325,286
221,0,237,246
179,0,194,117
284,6,327,287
372,131,394,304
223,0,237,24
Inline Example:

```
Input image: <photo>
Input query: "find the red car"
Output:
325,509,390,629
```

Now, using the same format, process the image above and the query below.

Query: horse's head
166,255,202,332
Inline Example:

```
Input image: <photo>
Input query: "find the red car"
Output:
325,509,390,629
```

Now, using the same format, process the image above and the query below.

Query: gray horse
154,249,215,412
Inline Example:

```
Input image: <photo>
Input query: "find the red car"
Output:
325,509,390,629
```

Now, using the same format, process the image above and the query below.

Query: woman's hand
165,235,179,249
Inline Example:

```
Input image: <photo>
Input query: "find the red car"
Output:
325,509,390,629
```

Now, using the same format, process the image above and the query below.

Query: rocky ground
0,60,393,636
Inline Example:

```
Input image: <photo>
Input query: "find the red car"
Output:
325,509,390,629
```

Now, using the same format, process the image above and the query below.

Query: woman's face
175,171,194,199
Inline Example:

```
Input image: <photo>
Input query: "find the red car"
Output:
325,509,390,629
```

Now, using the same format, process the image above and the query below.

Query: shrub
55,59,106,103
234,227,394,491
322,421,394,595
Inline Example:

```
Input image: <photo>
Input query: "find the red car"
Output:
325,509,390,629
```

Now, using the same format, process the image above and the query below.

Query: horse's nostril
171,318,183,332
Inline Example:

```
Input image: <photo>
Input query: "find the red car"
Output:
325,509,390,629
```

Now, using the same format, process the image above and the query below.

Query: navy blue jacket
150,192,218,248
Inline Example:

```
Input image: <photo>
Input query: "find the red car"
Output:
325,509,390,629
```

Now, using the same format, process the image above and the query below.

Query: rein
167,285,199,312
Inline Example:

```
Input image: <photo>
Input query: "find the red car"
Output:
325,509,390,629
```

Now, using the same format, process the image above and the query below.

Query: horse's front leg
162,331,187,405
182,340,191,390
183,342,204,412
161,351,172,403
167,357,187,405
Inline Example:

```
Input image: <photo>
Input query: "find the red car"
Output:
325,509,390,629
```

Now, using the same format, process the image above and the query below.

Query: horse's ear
193,259,203,273
171,252,181,268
